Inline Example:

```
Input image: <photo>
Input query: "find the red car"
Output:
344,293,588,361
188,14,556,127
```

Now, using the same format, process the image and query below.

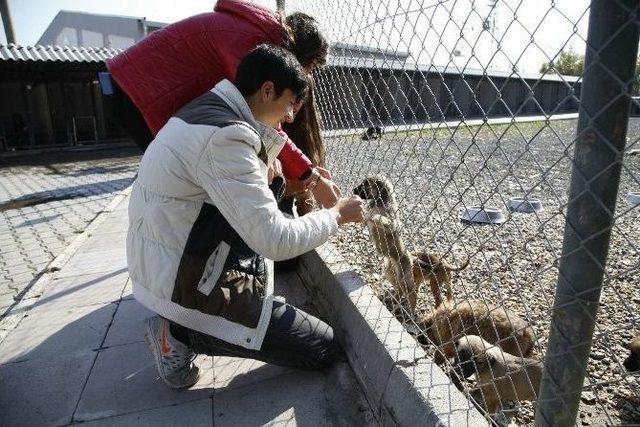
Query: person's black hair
285,12,329,69
235,44,308,101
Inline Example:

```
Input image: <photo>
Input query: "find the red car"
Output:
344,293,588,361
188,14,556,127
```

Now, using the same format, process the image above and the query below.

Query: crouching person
126,44,364,389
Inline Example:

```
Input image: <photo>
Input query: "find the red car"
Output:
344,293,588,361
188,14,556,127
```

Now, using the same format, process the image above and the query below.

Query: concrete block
103,299,154,347
55,248,127,279
36,269,128,308
74,398,213,427
5,263,33,275
1,250,25,261
111,200,129,212
105,211,129,224
12,271,36,285
383,358,487,426
0,301,13,314
0,293,15,308
0,302,116,363
81,231,127,253
0,351,96,427
74,342,213,422
94,218,127,234
214,363,375,427
213,356,293,391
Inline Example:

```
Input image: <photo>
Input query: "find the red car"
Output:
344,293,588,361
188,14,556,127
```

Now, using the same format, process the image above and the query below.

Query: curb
0,140,135,160
0,187,132,345
324,113,579,138
298,244,488,427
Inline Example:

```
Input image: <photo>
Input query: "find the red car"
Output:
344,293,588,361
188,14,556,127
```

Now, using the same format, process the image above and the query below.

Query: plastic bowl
626,192,640,206
508,197,544,213
459,206,506,224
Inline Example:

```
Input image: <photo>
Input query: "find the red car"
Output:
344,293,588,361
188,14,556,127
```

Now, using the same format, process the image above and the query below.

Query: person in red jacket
103,0,339,209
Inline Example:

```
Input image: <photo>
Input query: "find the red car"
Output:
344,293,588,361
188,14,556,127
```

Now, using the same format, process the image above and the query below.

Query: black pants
171,300,342,370
102,79,154,153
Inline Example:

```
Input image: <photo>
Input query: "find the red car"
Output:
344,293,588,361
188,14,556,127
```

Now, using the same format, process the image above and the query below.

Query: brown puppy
418,299,535,365
353,176,467,311
454,335,543,414
624,335,640,372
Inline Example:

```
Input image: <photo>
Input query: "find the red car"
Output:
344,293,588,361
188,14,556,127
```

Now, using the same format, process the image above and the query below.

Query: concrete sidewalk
0,192,376,426
0,148,139,318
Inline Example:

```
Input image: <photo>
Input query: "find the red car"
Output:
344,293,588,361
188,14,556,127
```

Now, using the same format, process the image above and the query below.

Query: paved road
0,147,140,317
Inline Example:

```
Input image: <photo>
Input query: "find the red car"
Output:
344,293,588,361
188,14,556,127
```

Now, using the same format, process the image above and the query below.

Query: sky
286,0,591,74
1,0,591,74
0,0,276,44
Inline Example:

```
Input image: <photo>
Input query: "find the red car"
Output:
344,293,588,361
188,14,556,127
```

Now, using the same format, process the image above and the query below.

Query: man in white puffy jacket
127,44,364,388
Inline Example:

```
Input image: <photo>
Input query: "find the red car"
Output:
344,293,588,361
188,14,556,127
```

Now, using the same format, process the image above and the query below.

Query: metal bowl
508,197,544,213
625,192,640,206
459,206,507,224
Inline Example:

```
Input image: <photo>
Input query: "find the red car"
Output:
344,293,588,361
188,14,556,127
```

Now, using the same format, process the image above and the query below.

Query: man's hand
316,166,332,180
329,196,365,225
311,176,341,208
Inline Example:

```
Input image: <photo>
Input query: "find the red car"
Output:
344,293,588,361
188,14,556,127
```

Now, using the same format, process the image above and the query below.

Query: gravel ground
325,118,640,426
0,148,139,319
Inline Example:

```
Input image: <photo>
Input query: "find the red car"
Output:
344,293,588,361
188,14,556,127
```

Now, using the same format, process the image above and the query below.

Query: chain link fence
277,0,640,425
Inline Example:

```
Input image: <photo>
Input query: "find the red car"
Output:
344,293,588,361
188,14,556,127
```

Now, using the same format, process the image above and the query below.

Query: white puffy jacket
127,79,338,350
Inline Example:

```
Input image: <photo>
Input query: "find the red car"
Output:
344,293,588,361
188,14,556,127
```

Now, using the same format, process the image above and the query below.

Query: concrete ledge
297,243,488,427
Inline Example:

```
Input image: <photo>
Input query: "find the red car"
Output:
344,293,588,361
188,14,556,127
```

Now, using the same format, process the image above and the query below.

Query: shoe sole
144,318,198,389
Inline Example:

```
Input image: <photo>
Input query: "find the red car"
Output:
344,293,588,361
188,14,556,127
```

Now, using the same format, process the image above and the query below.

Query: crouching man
126,44,364,389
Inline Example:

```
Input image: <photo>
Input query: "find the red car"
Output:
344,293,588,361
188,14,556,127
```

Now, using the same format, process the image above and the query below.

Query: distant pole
277,0,285,14
0,0,15,44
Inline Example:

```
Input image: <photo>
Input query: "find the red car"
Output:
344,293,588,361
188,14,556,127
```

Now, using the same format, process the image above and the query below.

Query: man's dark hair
285,13,329,69
235,44,308,101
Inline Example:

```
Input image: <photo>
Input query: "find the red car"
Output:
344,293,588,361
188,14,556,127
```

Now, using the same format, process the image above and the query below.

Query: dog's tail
443,256,470,272
414,253,436,272
414,253,470,272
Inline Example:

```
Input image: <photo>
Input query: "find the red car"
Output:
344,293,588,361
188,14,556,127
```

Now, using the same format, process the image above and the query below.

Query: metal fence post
534,1,639,426
0,0,16,44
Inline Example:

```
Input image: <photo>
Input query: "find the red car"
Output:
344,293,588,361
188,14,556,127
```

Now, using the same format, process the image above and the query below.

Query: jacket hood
212,79,285,164
214,0,286,46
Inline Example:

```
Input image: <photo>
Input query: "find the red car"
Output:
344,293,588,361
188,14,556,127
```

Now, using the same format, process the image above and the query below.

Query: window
56,27,78,46
107,34,134,50
81,29,104,48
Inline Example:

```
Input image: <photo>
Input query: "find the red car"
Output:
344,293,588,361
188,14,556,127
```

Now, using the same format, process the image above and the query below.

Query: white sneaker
144,316,200,389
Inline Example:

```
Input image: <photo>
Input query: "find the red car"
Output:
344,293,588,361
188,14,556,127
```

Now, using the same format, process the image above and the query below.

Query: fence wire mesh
279,0,639,424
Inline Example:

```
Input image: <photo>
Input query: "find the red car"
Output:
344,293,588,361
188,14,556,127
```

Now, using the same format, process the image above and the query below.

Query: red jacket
107,0,312,179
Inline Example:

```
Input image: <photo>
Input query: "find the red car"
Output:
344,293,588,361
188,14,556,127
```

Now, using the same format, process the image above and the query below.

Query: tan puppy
624,335,640,372
353,176,467,310
412,251,469,308
454,335,543,414
418,299,535,365
383,251,467,311
353,176,415,308
352,176,404,258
